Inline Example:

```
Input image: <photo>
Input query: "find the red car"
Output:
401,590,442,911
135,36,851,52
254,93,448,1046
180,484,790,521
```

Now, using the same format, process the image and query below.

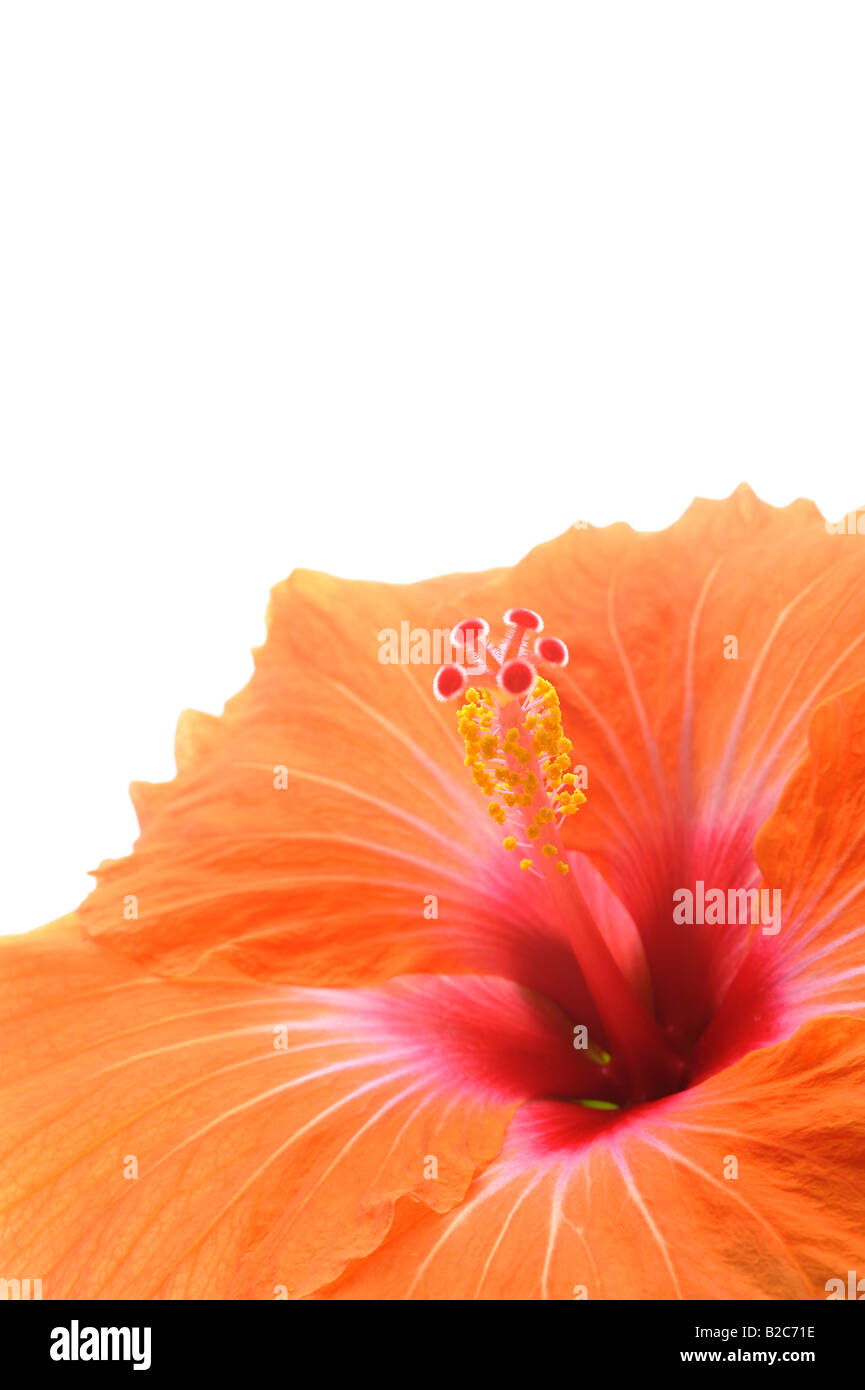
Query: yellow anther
454,668,585,867
556,860,570,874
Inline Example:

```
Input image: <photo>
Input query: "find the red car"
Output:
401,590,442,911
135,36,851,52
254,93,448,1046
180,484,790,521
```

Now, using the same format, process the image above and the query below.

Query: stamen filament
541,863,687,1102
441,608,689,1105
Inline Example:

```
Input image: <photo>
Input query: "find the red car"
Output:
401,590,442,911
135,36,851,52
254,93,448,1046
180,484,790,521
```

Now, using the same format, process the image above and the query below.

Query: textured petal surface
755,679,865,1024
7,489,865,1303
76,491,865,1056
79,569,519,985
0,922,590,1298
321,1017,865,1300
539,490,865,1040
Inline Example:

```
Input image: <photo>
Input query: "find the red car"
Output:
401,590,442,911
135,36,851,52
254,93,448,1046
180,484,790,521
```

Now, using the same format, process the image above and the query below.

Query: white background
1,3,862,933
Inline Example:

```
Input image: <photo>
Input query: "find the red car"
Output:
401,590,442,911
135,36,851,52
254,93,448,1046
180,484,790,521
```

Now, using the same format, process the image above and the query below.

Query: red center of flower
434,606,689,1108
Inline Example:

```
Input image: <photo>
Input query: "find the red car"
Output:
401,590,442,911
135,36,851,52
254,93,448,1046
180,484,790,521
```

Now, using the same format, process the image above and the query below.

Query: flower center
434,607,689,1107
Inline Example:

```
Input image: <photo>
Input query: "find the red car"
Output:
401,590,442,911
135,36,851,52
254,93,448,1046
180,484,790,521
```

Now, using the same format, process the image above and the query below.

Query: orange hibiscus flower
2,484,864,1299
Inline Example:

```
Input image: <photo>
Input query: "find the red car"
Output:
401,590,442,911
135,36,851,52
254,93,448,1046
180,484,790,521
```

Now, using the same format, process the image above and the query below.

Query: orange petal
753,677,865,1023
532,487,865,1038
0,922,590,1298
79,569,511,983
321,1015,865,1299
78,488,865,1041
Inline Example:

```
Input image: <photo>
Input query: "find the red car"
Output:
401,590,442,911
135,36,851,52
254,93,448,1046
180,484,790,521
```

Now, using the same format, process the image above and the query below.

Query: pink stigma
536,636,569,666
433,664,467,702
504,607,543,631
432,607,569,702
499,658,535,696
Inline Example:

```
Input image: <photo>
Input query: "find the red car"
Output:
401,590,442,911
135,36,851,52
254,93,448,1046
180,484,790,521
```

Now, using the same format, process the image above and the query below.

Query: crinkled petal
320,1016,865,1299
0,922,593,1298
77,492,865,1051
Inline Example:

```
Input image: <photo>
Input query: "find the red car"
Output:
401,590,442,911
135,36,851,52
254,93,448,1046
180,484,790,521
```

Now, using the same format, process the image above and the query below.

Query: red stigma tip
535,635,569,667
450,617,490,660
433,664,467,701
452,617,489,639
498,658,535,696
504,607,544,632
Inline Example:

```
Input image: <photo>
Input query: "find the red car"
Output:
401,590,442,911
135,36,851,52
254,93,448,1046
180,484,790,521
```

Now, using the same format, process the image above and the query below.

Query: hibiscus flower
2,483,864,1300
